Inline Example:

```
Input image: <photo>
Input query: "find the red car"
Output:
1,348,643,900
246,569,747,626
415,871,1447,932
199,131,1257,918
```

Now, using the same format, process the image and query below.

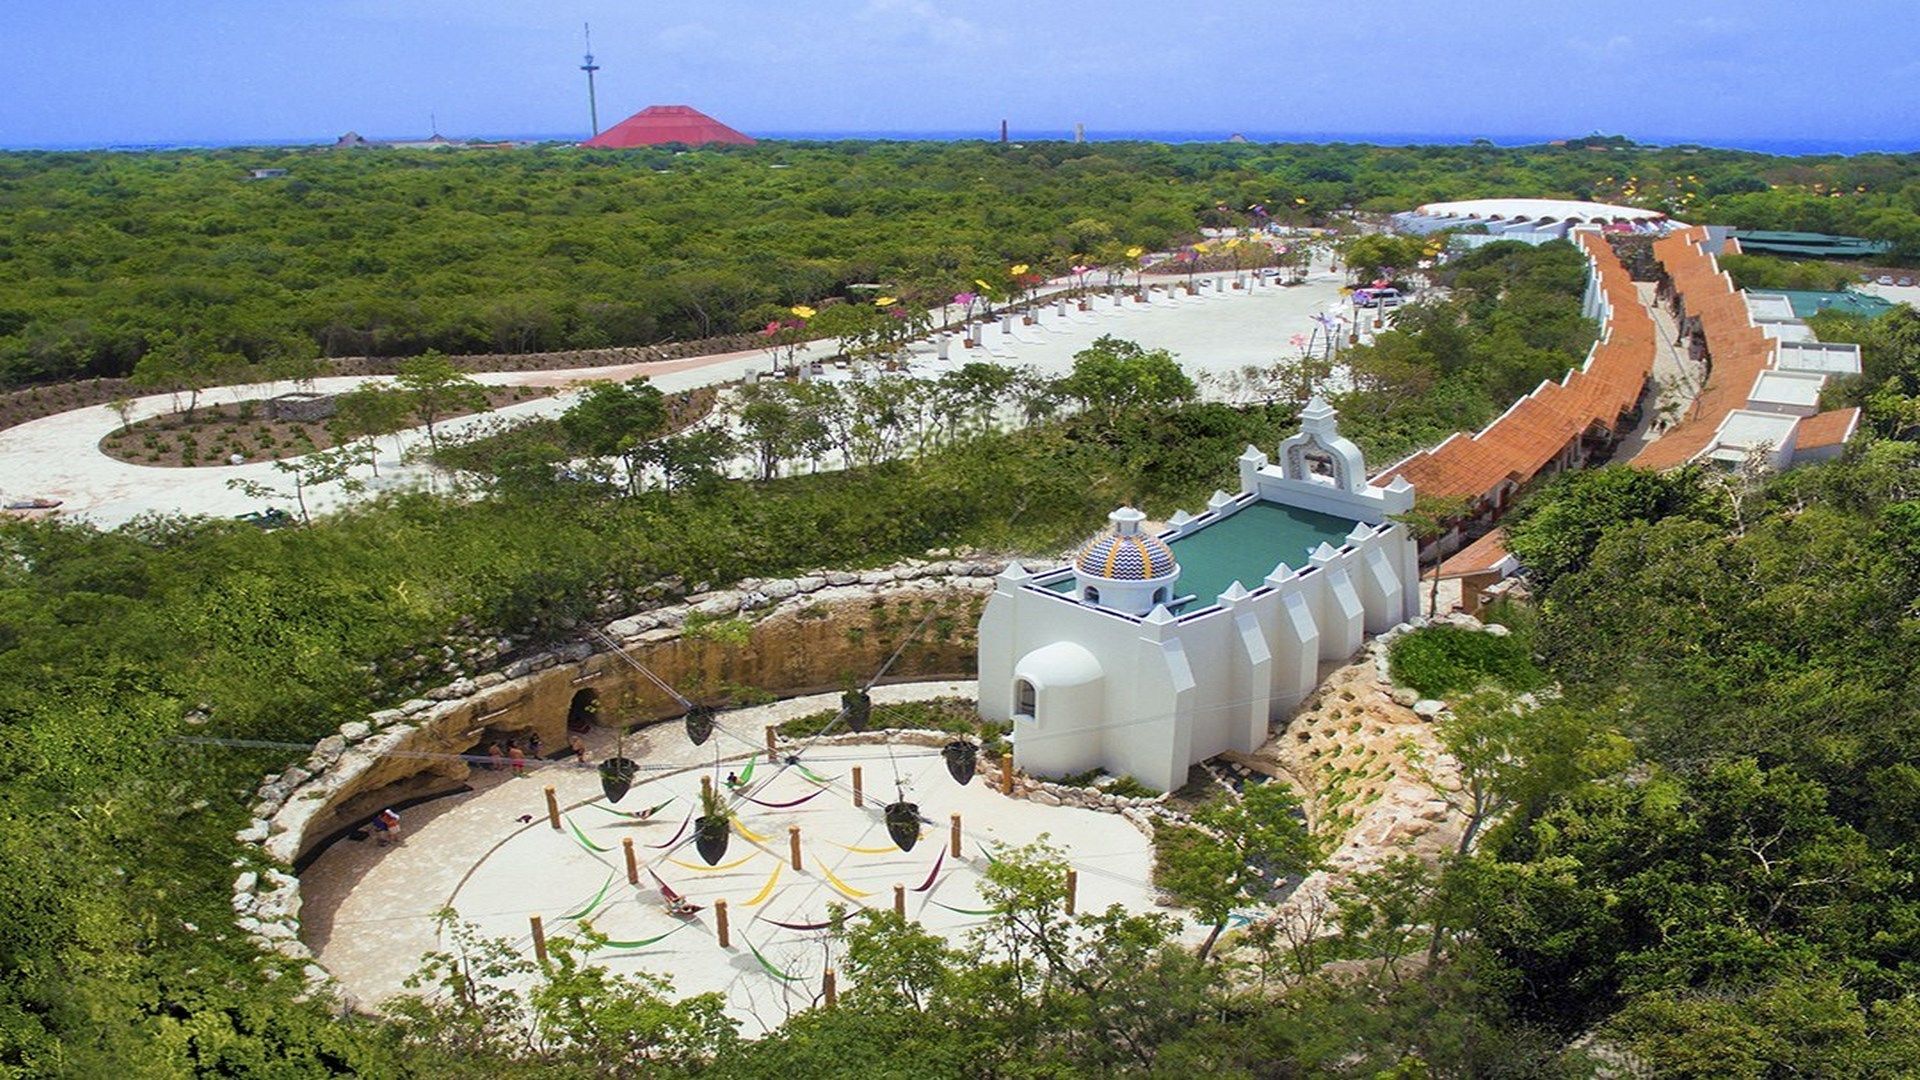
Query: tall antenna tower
580,23,602,137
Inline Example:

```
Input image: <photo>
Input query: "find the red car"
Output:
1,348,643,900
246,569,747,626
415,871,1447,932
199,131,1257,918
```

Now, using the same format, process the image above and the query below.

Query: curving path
0,270,1352,528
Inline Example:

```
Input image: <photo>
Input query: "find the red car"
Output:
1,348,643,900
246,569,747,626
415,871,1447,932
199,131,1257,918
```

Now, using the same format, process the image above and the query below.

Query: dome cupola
1071,507,1181,615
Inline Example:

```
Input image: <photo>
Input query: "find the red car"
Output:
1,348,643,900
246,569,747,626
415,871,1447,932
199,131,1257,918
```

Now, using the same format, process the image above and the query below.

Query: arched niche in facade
1276,395,1368,493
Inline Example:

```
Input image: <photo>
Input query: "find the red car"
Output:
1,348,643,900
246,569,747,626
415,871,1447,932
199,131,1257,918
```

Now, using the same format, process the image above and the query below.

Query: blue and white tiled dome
1075,531,1177,580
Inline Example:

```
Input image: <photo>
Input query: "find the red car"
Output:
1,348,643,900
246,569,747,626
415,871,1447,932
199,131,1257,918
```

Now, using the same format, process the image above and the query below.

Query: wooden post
852,766,864,807
950,813,963,858
765,725,778,756
701,775,713,806
530,915,548,964
823,968,838,1007
789,825,803,870
622,837,638,885
544,785,561,830
999,755,1014,795
1065,869,1078,916
715,899,731,948
893,884,906,919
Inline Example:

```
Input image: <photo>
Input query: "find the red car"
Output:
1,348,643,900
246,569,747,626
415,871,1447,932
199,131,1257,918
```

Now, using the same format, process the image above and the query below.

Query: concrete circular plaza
299,684,1188,1034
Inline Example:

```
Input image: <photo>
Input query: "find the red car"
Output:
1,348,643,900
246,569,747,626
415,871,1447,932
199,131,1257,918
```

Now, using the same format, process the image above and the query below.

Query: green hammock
738,753,757,785
566,815,611,853
599,920,692,950
796,764,837,785
590,796,675,820
747,937,804,983
562,872,616,921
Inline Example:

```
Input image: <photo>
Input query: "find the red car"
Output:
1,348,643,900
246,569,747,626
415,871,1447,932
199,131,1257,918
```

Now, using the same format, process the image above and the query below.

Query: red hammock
647,809,692,849
745,788,826,810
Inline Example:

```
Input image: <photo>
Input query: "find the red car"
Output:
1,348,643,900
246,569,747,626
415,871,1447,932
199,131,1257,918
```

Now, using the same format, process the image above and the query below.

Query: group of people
483,731,592,775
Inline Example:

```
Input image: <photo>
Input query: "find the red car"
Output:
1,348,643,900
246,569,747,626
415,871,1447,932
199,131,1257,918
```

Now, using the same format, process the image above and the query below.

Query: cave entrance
568,688,600,733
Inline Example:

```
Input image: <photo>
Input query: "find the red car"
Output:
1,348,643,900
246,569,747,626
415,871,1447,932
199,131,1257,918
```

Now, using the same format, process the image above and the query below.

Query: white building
977,399,1419,792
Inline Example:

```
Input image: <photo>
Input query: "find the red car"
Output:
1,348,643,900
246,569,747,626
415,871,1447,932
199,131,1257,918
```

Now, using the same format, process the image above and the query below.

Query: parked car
1353,287,1404,309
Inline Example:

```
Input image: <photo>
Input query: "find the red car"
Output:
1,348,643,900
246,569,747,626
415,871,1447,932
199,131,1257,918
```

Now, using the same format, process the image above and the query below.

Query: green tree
225,443,367,525
559,378,667,494
329,382,413,477
1059,335,1195,428
1154,781,1321,959
396,350,487,452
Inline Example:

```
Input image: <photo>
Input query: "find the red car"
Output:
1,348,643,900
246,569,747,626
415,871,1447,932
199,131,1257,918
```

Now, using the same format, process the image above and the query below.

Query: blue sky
2,0,1916,148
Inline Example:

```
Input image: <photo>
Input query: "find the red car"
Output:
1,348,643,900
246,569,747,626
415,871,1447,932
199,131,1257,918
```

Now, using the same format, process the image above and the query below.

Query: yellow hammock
666,850,760,872
742,863,782,907
813,856,873,899
732,818,770,844
833,833,922,855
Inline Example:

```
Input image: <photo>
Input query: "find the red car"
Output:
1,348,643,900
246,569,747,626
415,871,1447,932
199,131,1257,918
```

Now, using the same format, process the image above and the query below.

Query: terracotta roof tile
1438,527,1511,579
1632,227,1778,469
1377,232,1654,501
1796,407,1860,449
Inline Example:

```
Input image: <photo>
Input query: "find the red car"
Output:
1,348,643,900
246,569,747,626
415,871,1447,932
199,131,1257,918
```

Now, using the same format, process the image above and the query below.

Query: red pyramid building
582,105,755,148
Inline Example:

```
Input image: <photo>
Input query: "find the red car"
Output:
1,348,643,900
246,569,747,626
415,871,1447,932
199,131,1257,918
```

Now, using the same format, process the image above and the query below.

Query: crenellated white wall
979,515,1416,792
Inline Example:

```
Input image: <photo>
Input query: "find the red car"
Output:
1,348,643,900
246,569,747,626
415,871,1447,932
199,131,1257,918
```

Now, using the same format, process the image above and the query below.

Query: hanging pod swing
842,689,872,733
942,740,977,786
884,801,922,852
598,756,639,803
684,704,716,746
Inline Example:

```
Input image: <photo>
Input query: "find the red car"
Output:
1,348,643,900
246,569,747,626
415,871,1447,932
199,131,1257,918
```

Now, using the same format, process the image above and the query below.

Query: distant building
977,401,1418,792
246,168,289,180
1727,230,1893,261
581,105,755,148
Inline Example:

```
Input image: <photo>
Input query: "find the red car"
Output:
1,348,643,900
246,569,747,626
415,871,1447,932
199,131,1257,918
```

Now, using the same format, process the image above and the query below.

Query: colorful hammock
743,863,782,907
732,817,770,844
647,810,692,849
764,916,837,931
747,937,803,982
561,872,616,921
738,754,757,785
599,920,692,950
911,848,945,892
565,815,610,853
745,788,826,809
666,850,760,872
591,796,675,820
813,856,873,899
795,764,837,785
834,832,923,855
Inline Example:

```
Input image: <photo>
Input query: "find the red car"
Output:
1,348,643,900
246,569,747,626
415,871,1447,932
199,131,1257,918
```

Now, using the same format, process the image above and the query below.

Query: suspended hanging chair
943,740,977,786
843,689,873,733
684,703,716,746
598,756,639,803
885,801,921,852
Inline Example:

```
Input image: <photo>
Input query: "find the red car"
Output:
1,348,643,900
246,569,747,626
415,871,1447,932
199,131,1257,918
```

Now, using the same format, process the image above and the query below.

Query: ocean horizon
9,129,1919,157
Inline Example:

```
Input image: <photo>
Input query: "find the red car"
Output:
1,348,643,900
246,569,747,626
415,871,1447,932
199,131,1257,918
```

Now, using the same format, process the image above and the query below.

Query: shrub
1388,624,1545,698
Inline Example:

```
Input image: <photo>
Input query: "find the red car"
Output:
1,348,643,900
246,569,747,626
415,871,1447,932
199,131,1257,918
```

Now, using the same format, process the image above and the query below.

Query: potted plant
694,781,732,865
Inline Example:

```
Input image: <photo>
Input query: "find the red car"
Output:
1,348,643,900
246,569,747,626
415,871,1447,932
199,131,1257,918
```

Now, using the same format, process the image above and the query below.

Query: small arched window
1153,586,1170,605
1014,679,1037,719
1083,586,1101,605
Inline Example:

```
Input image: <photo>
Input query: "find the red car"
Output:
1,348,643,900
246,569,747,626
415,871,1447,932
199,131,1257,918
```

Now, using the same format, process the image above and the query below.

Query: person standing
372,808,401,846
509,744,526,776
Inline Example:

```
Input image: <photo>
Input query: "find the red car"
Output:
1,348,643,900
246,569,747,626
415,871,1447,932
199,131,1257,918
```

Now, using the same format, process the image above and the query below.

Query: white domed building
977,399,1420,792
